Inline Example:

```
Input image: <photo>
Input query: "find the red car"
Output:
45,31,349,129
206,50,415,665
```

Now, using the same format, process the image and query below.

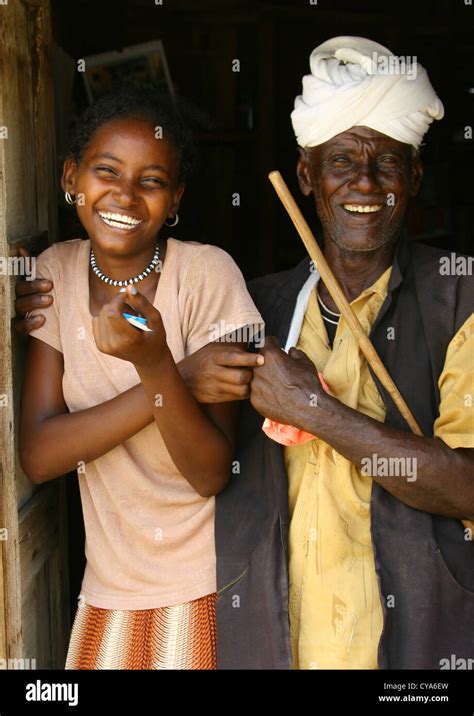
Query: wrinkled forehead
304,126,414,158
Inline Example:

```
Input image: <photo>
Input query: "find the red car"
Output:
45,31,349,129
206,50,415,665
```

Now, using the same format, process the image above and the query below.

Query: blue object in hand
122,312,148,326
122,313,152,332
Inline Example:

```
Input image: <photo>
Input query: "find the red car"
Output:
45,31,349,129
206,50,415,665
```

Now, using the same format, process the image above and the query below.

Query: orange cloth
65,592,217,670
262,372,331,446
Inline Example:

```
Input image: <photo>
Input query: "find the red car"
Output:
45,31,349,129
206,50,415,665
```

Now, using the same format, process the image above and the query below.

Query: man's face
297,126,422,253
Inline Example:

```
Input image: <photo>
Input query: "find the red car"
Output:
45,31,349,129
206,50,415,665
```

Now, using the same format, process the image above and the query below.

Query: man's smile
342,203,384,214
337,202,387,221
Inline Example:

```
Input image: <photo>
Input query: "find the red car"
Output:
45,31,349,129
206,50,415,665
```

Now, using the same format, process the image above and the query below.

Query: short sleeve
433,314,474,449
181,245,264,356
29,243,63,353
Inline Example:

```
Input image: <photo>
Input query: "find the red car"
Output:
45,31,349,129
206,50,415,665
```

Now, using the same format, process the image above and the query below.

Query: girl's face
61,117,185,259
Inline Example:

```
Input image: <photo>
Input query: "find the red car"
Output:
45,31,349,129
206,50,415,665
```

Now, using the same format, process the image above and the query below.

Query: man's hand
250,336,324,427
14,246,53,335
180,342,265,404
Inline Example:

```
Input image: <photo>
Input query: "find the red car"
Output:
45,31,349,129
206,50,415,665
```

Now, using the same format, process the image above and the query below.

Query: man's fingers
14,315,45,336
289,346,315,367
14,293,53,316
261,335,281,351
15,278,53,298
289,347,306,359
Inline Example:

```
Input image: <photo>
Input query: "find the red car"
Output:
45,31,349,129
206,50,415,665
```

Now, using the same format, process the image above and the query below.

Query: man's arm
250,338,474,520
305,392,474,520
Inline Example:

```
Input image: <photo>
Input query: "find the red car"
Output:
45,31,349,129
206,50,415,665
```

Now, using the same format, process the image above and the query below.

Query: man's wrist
298,385,338,436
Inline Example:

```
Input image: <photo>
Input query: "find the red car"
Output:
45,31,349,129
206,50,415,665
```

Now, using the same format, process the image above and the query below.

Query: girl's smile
97,210,145,231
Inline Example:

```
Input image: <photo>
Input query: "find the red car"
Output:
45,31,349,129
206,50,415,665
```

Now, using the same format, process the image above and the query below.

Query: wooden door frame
0,0,70,668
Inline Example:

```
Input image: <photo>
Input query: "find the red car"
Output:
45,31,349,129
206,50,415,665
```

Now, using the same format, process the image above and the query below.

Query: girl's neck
88,237,167,317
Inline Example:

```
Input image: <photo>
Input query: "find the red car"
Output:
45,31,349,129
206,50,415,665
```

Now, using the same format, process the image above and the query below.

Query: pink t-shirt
30,238,264,609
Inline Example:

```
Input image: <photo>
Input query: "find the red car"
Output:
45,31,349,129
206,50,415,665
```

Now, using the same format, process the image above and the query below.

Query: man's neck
319,237,397,305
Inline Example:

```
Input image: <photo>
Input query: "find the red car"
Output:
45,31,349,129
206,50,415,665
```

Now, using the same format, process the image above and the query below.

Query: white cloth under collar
284,268,320,352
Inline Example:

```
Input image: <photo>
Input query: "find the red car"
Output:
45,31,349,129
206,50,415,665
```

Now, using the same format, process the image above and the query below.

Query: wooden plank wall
0,0,69,668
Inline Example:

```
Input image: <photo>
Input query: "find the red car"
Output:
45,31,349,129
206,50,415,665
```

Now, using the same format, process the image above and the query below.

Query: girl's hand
92,285,168,368
180,342,265,403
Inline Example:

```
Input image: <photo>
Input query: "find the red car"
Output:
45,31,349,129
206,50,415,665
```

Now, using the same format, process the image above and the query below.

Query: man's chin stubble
321,221,402,255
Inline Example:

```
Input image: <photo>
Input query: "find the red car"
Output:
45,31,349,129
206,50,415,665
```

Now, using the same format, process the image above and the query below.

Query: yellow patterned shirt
284,266,474,670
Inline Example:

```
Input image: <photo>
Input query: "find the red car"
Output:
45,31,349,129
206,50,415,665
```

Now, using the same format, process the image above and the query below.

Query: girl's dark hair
67,84,209,184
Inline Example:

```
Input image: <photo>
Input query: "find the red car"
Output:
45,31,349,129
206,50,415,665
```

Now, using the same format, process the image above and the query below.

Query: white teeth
343,204,383,213
98,211,143,227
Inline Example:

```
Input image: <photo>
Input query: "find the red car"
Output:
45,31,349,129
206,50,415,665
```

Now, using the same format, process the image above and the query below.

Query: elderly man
16,37,473,670
214,36,473,670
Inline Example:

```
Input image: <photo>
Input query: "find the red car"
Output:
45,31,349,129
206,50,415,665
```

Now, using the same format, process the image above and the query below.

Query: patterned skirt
65,593,217,670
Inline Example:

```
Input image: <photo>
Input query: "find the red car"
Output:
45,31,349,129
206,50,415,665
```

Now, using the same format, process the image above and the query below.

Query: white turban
291,36,444,149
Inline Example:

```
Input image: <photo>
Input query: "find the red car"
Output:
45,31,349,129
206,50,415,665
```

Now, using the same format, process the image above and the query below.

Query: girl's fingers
214,348,265,367
100,291,134,335
106,290,129,317
123,286,156,322
214,365,254,386
217,383,250,400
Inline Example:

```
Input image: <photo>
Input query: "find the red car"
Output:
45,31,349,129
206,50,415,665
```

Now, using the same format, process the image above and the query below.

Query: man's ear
409,155,423,197
61,156,78,194
296,148,313,197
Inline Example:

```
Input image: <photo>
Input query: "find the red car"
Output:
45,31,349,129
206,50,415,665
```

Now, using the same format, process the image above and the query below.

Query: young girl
19,86,264,670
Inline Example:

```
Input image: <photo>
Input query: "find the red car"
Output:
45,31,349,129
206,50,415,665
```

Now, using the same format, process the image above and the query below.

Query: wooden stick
268,170,423,436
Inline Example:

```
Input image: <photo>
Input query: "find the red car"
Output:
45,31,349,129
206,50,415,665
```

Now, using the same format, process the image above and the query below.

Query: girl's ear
169,183,185,217
61,156,78,194
296,148,313,197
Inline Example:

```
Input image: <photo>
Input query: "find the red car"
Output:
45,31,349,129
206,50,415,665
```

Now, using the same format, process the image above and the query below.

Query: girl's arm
20,336,244,493
136,349,238,497
92,287,243,497
19,338,155,484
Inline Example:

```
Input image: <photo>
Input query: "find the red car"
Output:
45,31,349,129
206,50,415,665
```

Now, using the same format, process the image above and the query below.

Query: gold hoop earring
65,191,76,205
165,213,179,227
